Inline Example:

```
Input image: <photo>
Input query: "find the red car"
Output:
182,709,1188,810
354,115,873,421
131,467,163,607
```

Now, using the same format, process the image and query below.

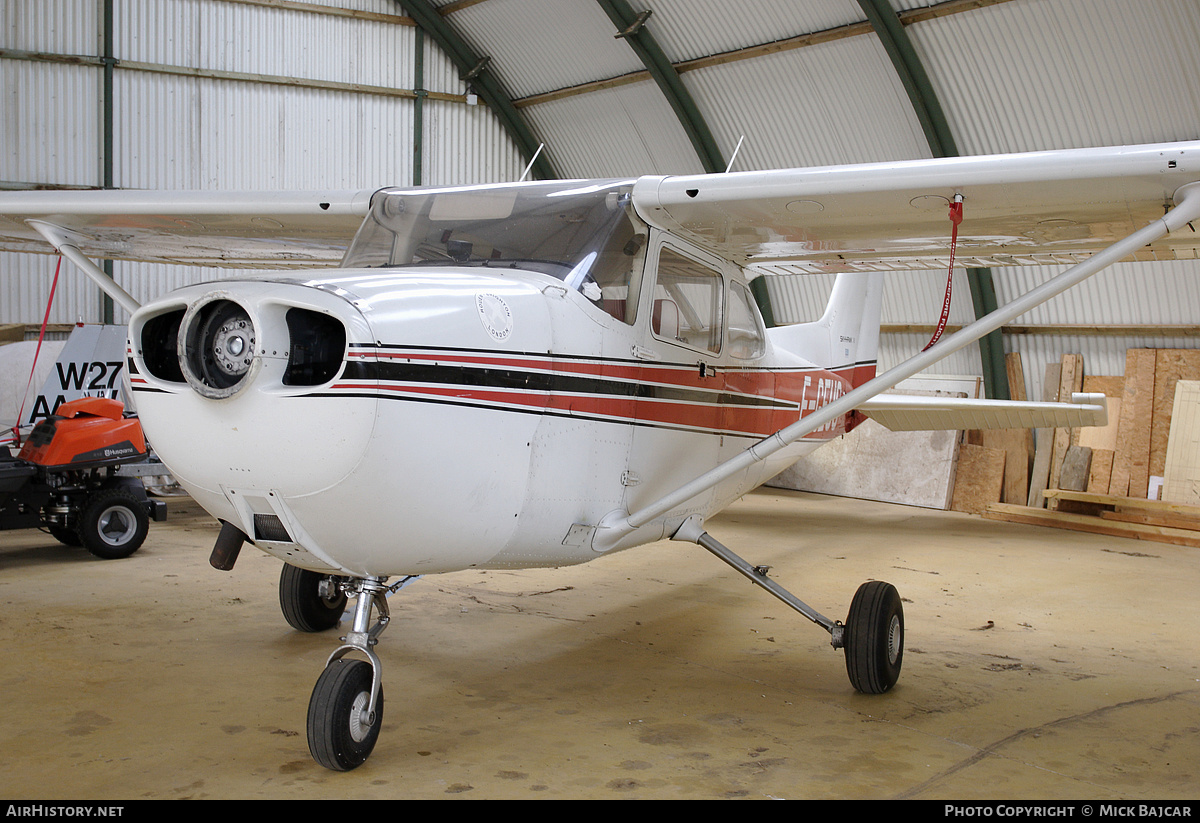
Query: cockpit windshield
340,179,647,315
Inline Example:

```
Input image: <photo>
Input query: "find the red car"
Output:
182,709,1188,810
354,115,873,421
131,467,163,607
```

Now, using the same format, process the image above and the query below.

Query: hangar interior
1,0,1198,800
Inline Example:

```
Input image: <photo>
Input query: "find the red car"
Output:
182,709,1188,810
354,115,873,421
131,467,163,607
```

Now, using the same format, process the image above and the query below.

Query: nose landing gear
306,576,389,771
304,575,416,771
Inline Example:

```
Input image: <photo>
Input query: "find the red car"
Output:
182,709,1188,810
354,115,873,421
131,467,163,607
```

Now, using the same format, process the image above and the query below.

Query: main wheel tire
279,565,347,632
77,489,150,560
843,580,904,694
307,659,383,771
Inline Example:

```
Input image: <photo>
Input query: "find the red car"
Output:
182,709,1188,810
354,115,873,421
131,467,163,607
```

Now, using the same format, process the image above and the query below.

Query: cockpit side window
589,215,647,326
651,247,723,354
727,280,767,360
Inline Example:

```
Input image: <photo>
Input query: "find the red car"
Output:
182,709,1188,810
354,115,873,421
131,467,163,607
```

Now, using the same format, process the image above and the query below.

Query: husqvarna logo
476,293,513,341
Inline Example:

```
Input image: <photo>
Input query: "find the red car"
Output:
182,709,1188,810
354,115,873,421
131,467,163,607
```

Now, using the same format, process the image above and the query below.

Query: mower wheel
78,488,150,559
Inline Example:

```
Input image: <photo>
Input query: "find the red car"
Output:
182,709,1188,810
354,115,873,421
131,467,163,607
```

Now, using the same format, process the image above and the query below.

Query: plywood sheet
979,427,1031,505
1110,349,1156,498
1150,349,1200,480
1078,374,1123,453
1162,380,1200,505
1088,448,1114,495
951,444,1005,514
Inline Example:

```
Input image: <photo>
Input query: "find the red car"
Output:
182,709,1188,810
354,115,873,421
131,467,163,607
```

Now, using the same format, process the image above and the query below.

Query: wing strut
26,220,141,314
593,181,1200,552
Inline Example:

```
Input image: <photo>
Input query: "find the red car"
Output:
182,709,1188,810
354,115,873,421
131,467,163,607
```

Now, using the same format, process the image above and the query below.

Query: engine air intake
140,309,186,383
283,309,346,386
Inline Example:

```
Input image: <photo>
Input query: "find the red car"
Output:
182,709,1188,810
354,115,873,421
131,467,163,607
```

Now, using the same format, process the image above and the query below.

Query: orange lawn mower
1,397,167,559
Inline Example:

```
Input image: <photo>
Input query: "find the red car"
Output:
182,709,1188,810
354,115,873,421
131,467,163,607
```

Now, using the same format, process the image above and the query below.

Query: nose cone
129,281,375,500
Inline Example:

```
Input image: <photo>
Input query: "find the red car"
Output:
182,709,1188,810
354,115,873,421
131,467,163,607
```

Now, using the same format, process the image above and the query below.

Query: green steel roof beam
397,1,557,180
856,0,1009,400
596,0,726,174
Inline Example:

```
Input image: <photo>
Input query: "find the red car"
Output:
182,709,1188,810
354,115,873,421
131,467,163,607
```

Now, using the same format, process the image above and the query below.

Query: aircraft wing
856,392,1106,432
0,189,375,268
631,141,1200,274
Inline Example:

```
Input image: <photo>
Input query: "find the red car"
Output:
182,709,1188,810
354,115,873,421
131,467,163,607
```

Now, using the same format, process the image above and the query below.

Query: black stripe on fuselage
340,359,797,410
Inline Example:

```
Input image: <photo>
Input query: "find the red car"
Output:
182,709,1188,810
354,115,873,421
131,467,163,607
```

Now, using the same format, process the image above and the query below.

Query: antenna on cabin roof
724,135,745,173
519,144,545,182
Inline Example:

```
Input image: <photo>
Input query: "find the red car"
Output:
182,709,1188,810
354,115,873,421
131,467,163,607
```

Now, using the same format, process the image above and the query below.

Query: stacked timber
966,349,1200,548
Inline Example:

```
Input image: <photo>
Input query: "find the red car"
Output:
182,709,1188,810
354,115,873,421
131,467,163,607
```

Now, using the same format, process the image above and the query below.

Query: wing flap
631,141,1200,274
0,189,375,267
858,392,1107,432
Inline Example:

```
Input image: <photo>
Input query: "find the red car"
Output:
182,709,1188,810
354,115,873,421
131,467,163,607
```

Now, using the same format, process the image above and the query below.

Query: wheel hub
97,505,137,546
348,690,375,743
887,614,902,666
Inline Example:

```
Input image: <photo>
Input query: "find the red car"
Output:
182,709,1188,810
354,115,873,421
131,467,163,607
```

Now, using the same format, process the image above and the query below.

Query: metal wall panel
639,0,864,63
445,0,641,100
115,73,416,189
910,0,1200,155
0,252,104,327
117,0,416,90
421,96,526,185
681,35,931,171
2,0,98,53
522,81,705,179
1,0,527,326
0,59,101,188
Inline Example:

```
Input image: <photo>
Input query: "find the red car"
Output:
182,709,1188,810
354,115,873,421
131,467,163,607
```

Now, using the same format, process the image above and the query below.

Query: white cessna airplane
2,141,1197,770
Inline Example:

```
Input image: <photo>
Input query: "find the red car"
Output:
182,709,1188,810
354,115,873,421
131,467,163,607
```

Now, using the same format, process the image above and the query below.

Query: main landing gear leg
672,517,903,694
307,576,391,771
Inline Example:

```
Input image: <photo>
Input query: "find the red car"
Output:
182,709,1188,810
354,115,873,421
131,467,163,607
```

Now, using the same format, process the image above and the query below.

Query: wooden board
989,353,1034,505
979,427,1031,505
1151,350,1200,481
951,444,1005,514
1162,380,1200,505
1044,488,1200,517
1059,445,1092,492
1078,375,1122,477
984,502,1200,548
1087,448,1114,495
1110,349,1156,498
1082,375,1125,399
1027,362,1061,508
1049,354,1083,491
1006,352,1029,402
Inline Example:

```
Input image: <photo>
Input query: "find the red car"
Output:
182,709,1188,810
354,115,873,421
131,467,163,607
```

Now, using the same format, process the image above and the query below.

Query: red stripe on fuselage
342,347,870,439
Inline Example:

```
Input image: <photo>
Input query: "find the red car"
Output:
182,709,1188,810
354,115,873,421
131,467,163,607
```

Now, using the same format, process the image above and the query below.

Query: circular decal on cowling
476,293,513,341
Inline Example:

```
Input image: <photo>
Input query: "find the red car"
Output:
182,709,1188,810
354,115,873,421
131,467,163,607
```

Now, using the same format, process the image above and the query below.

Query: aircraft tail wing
766,271,882,386
856,392,1107,432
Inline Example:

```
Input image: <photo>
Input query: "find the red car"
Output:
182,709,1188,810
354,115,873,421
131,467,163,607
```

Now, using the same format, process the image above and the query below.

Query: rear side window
651,247,723,354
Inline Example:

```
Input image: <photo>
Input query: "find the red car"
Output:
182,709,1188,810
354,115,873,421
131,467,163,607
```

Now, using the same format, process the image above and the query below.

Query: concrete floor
0,488,1197,800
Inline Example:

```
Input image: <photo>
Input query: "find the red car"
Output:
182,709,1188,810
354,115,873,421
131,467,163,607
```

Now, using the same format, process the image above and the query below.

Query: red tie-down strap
6,256,62,446
922,197,964,352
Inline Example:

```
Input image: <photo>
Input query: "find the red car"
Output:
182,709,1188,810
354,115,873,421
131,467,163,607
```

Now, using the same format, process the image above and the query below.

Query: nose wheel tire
843,580,904,694
307,659,383,772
